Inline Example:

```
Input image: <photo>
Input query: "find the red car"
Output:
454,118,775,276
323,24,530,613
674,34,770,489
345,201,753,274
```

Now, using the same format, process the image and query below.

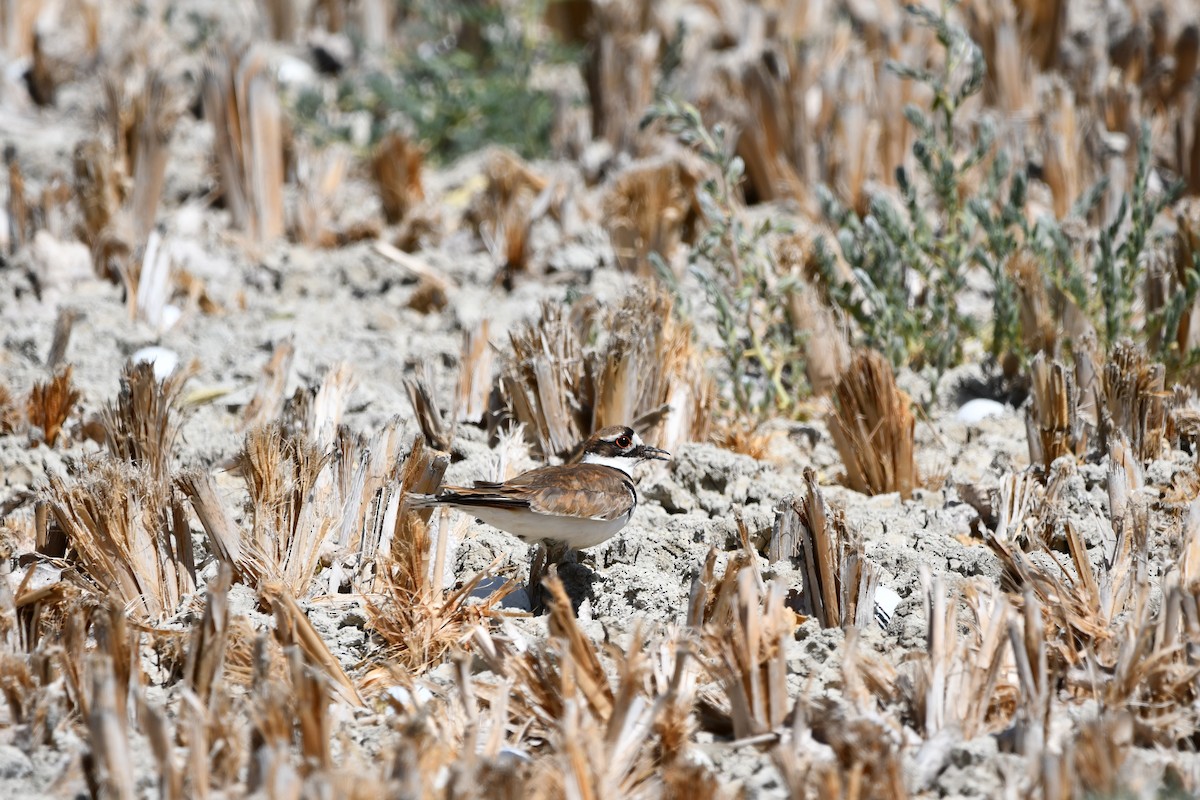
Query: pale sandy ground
0,122,1179,798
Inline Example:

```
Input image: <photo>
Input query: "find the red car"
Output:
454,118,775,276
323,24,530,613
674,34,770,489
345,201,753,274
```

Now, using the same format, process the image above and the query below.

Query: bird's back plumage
408,424,667,551
434,463,636,521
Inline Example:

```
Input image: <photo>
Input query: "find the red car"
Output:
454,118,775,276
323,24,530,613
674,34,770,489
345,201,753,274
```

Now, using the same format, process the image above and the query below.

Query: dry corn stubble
908,575,1016,742
1099,340,1168,463
202,47,285,243
228,424,331,594
1008,251,1057,357
102,360,191,487
35,358,198,621
770,468,878,630
500,286,713,462
72,137,125,281
602,154,699,277
182,370,354,596
582,0,660,153
47,460,193,621
124,70,178,245
404,368,454,452
372,132,425,225
291,143,351,248
65,66,181,290
971,456,1200,753
774,230,851,396
362,437,517,673
462,575,722,798
700,567,795,739
26,365,81,447
710,418,773,461
241,338,296,431
827,349,917,499
466,148,552,281
457,319,496,426
1026,352,1087,472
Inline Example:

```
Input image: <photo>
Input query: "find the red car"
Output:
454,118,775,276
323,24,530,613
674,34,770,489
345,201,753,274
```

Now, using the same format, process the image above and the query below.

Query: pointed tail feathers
404,492,441,509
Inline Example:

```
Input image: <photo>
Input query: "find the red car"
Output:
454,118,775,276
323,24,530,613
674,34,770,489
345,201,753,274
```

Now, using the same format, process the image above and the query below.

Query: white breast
466,506,632,550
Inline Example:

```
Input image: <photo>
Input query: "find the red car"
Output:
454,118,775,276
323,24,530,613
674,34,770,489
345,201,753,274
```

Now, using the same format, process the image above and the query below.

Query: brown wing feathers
433,464,635,520
524,484,634,521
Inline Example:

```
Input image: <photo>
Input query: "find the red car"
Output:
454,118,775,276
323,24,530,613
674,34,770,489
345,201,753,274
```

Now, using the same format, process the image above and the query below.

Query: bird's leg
546,540,573,565
528,543,550,613
528,540,573,613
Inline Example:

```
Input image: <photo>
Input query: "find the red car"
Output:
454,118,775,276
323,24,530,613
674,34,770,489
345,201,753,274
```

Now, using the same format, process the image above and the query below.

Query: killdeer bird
410,425,669,554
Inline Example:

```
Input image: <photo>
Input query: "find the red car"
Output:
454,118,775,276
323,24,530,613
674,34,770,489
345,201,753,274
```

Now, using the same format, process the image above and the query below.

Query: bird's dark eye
615,435,632,448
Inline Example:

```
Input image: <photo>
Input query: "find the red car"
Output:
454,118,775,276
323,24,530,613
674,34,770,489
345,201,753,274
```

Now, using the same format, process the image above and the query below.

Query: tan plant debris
711,418,773,461
5,151,29,255
364,491,509,671
69,67,182,290
1008,251,1056,356
183,564,232,707
372,132,425,225
456,320,495,425
1026,353,1086,472
203,48,285,243
728,46,811,205
776,231,851,395
374,239,453,293
45,306,80,368
467,148,552,280
827,349,917,499
770,468,878,629
909,576,1016,741
26,365,80,447
602,155,699,277
404,368,453,452
582,0,659,152
0,381,20,434
73,138,125,281
46,460,194,620
125,71,177,244
241,338,295,431
102,360,190,487
26,32,57,107
263,584,361,707
228,424,331,595
84,655,135,800
501,286,712,461
291,143,350,248
401,274,446,317
687,548,796,739
1099,340,1167,463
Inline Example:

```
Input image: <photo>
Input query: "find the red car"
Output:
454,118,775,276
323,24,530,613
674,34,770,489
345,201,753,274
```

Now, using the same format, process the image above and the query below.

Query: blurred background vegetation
9,0,1200,425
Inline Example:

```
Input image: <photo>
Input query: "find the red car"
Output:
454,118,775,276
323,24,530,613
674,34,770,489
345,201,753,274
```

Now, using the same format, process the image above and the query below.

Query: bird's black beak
637,445,671,462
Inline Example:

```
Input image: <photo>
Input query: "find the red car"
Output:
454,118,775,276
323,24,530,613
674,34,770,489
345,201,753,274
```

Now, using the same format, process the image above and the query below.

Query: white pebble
955,398,1007,425
160,304,183,332
131,346,180,381
276,56,316,87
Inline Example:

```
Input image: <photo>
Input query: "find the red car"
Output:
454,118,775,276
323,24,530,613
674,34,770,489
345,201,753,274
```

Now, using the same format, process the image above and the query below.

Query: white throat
581,452,637,477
